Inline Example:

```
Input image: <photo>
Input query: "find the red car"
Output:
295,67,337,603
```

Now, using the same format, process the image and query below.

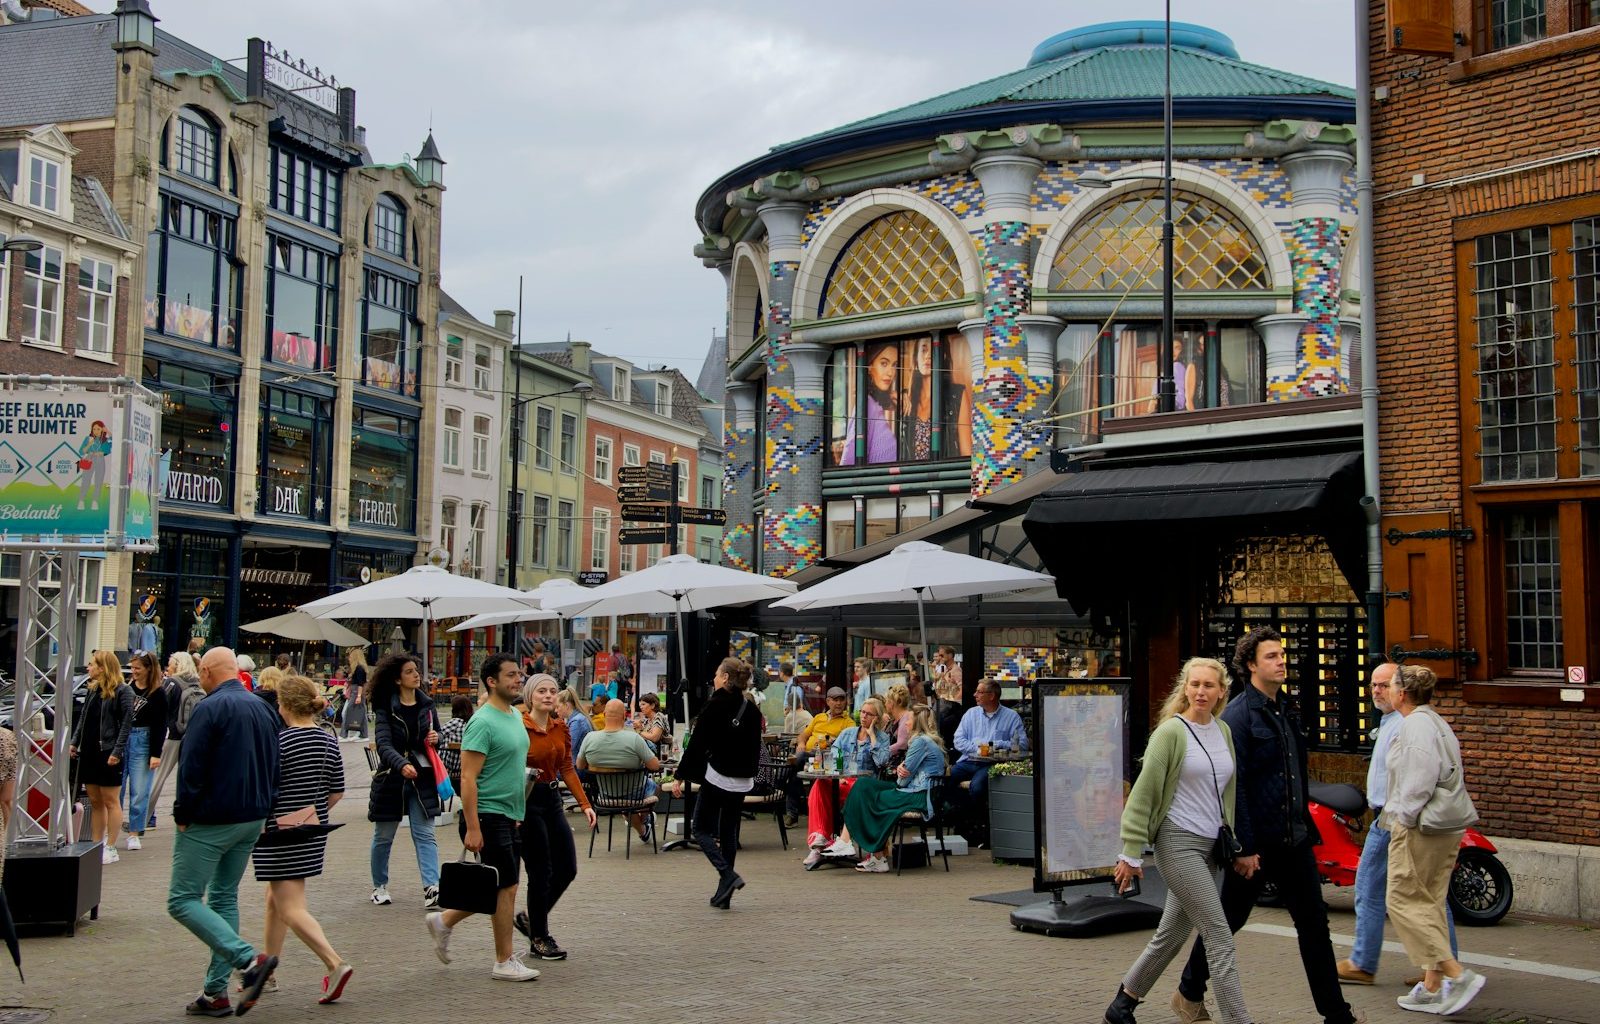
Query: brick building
1370,0,1600,918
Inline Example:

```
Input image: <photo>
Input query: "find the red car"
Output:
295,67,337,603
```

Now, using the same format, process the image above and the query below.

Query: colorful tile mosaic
801,197,843,249
721,521,753,572
1031,159,1293,214
916,171,985,219
972,220,1046,496
763,503,823,576
1271,216,1345,399
761,258,824,577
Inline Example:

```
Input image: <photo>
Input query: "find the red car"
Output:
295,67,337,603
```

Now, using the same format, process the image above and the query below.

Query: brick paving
7,743,1599,1024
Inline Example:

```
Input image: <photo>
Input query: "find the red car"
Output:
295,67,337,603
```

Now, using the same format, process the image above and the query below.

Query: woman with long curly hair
70,650,135,863
365,654,442,908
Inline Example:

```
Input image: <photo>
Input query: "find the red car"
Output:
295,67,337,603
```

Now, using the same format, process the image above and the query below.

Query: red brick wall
581,420,698,574
1370,1,1600,845
66,127,117,189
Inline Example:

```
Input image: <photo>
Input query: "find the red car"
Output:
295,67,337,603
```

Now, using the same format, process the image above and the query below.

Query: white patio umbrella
770,540,1055,665
298,565,541,685
540,553,798,719
241,611,368,648
448,578,584,633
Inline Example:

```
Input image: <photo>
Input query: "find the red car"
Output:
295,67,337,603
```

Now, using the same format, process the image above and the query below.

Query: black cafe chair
891,774,952,876
583,767,659,859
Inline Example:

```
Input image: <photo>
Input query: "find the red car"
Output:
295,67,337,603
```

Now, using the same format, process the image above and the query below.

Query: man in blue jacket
168,646,281,1018
1174,627,1362,1024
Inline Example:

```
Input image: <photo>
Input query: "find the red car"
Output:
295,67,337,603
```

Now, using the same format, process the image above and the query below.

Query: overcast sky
137,0,1356,382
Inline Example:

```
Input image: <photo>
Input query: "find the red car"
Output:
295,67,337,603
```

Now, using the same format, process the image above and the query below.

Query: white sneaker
1439,970,1486,1016
126,834,142,851
1397,982,1444,1014
807,831,829,850
101,845,120,864
854,854,890,873
491,955,540,982
822,839,856,858
424,912,452,964
370,885,392,906
802,849,824,870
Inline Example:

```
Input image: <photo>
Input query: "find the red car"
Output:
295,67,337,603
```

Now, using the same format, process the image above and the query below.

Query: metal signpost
616,462,724,554
0,377,161,931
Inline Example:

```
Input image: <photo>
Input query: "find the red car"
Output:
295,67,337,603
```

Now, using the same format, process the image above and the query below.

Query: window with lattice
1050,190,1269,292
820,211,964,318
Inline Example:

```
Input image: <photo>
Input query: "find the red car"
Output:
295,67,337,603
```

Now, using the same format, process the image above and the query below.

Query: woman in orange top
515,673,595,962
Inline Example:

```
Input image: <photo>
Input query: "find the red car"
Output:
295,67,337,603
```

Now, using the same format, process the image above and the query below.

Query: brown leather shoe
1337,959,1376,986
1171,990,1213,1024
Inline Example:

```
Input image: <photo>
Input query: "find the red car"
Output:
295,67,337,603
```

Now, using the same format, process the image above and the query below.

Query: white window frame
467,502,487,574
593,435,613,484
473,345,492,391
471,414,491,474
612,365,630,402
589,508,611,572
75,255,115,356
444,335,463,385
623,443,640,468
620,539,635,573
700,537,715,564
28,155,61,214
559,412,576,475
0,234,10,341
440,499,458,560
674,458,690,499
655,380,671,416
534,406,553,469
530,494,550,566
649,450,666,471
442,407,462,469
21,244,64,347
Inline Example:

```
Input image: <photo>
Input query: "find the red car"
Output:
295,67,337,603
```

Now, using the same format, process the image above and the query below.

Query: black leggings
691,780,744,877
519,785,576,939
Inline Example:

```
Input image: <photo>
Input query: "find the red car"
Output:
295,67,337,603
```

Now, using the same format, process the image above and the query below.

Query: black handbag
1178,718,1243,868
438,849,499,915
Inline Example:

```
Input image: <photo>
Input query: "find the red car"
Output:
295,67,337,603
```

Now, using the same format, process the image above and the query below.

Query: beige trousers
1387,821,1462,969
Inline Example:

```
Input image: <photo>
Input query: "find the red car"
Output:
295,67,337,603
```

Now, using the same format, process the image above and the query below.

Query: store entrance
238,540,330,675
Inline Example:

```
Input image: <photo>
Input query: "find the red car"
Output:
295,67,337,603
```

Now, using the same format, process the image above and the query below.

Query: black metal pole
668,460,680,555
1158,1,1176,414
508,275,522,590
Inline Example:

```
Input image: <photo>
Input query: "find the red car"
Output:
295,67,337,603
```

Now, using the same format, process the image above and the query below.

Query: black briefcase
439,850,499,915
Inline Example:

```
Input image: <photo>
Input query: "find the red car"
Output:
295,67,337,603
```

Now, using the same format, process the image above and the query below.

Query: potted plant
988,757,1035,861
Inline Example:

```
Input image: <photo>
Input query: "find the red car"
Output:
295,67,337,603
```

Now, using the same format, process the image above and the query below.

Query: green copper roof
777,23,1354,152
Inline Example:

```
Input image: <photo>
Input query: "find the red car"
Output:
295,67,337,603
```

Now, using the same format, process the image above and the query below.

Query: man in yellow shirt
786,687,854,827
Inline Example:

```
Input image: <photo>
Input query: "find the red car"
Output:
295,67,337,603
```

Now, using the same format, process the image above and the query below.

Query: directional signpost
617,461,725,554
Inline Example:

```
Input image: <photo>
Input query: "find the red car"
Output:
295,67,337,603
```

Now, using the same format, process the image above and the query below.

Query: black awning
1022,452,1363,527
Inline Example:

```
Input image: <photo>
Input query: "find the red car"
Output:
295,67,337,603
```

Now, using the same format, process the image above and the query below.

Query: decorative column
970,151,1045,496
1019,314,1065,475
758,201,824,577
722,380,758,572
1266,148,1356,400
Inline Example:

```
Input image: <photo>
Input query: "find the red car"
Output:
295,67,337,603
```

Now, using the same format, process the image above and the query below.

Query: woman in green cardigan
1105,658,1254,1024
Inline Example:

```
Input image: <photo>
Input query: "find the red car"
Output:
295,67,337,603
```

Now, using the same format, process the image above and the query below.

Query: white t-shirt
704,764,754,794
1165,717,1233,839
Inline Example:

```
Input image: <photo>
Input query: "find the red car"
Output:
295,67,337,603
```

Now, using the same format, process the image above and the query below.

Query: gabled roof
437,289,482,325
695,332,726,402
0,15,116,128
71,174,129,239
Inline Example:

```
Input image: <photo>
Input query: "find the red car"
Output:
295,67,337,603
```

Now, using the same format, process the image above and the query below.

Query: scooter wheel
1450,847,1513,926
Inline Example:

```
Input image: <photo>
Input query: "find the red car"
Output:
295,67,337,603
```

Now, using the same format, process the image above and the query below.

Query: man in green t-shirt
577,699,662,842
424,653,537,983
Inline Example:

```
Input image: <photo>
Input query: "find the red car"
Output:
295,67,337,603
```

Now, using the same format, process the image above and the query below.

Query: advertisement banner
636,633,669,697
0,391,119,539
122,389,160,543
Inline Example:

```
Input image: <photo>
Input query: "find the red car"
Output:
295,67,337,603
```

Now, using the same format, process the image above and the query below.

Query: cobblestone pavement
7,742,1599,1024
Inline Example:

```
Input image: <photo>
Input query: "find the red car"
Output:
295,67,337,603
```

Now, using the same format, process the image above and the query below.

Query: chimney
338,86,357,145
246,37,266,99
570,340,592,376
493,309,514,335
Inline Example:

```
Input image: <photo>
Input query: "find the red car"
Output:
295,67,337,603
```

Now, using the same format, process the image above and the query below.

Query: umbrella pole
675,596,691,726
917,588,932,675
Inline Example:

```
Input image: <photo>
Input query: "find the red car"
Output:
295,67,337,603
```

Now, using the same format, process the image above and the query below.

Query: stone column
1019,314,1065,476
970,152,1045,496
757,201,823,577
1268,149,1356,400
722,380,758,571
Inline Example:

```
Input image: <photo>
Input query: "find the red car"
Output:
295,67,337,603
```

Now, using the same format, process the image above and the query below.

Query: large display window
145,357,235,511
350,408,417,532
143,194,241,350
259,387,332,522
826,332,973,466
361,270,420,396
266,235,338,370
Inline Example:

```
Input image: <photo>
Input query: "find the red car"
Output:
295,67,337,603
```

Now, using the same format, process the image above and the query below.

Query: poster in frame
1030,678,1134,895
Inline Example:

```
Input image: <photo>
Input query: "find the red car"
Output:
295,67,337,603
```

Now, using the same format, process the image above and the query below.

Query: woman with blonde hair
555,686,592,776
1105,657,1249,1024
251,675,353,1004
70,650,135,864
804,696,891,866
883,683,914,758
839,703,947,873
341,647,370,739
515,673,595,960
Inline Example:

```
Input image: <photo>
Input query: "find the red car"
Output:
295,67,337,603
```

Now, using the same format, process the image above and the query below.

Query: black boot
1104,987,1139,1024
710,870,745,909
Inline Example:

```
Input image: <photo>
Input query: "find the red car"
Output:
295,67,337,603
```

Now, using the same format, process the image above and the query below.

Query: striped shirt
252,726,344,881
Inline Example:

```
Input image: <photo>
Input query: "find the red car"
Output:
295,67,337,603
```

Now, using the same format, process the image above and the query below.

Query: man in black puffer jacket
671,657,762,909
1174,627,1362,1024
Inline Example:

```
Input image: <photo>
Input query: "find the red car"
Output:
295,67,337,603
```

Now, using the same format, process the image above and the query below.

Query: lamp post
506,379,592,590
2,234,45,255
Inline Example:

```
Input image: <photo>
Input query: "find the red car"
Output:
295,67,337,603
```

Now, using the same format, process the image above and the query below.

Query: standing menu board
1032,679,1134,892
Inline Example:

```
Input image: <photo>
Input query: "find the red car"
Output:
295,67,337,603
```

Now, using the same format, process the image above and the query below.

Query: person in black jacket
365,654,442,909
1175,627,1362,1024
671,657,762,909
69,649,136,865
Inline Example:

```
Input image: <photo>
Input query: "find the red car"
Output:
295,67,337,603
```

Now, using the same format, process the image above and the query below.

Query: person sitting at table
840,703,948,873
632,692,670,755
804,697,891,867
577,700,662,843
884,683,914,760
949,678,1029,845
787,687,855,826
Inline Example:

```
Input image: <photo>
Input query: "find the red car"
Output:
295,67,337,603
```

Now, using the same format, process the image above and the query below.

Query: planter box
989,773,1035,861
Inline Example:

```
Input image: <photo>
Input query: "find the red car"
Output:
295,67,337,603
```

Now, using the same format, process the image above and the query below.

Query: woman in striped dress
252,675,354,1005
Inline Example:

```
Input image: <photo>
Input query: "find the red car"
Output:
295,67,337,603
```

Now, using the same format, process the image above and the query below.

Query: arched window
373,194,406,258
821,211,963,318
173,107,219,185
1050,190,1268,291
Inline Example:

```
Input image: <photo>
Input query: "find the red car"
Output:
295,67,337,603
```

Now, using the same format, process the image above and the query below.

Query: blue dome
1029,21,1240,66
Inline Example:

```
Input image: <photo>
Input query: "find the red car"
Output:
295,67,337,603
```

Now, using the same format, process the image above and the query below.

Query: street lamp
1,234,45,254
111,0,158,52
506,379,593,590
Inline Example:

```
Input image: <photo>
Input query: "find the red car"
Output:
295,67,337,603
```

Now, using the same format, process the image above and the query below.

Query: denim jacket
1222,685,1317,854
898,735,947,817
832,725,890,773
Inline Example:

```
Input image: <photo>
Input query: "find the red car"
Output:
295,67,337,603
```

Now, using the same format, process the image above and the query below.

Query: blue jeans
370,786,440,889
119,730,155,834
167,820,265,996
1351,819,1458,973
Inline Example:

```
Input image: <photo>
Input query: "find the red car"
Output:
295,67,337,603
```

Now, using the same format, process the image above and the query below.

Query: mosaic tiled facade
722,419,756,571
1274,216,1344,398
760,259,824,577
916,171,985,218
973,220,1045,496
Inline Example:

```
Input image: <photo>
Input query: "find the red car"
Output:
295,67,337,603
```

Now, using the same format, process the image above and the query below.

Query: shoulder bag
1417,711,1478,835
1177,718,1243,867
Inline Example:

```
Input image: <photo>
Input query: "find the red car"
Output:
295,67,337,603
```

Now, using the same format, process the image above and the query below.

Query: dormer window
28,155,60,213
174,108,218,184
373,194,406,258
655,380,671,416
612,365,630,402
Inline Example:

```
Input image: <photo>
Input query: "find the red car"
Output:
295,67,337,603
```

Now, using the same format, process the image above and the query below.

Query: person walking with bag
341,648,370,739
118,650,167,853
1105,658,1251,1024
1385,665,1486,1015
70,650,135,865
146,650,202,829
671,658,763,909
366,654,442,909
512,673,595,961
251,675,353,1004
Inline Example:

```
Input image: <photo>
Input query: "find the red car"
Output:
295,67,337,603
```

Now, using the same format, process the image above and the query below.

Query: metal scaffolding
3,550,80,847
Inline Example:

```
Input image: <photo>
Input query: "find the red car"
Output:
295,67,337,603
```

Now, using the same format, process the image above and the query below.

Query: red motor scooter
1258,781,1514,926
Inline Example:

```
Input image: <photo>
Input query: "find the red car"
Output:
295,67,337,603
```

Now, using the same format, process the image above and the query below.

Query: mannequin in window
841,342,898,465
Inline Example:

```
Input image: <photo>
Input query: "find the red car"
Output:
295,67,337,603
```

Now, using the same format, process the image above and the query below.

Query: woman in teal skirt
841,704,948,873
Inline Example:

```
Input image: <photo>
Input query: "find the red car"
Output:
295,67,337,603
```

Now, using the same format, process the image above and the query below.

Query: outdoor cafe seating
583,766,659,859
